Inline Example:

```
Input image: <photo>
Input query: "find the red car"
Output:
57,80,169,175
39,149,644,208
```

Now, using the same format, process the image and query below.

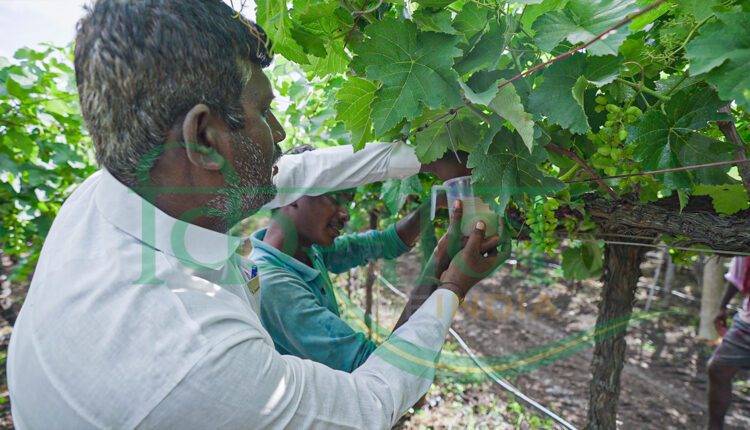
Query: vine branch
545,143,618,199
716,104,750,195
496,0,667,92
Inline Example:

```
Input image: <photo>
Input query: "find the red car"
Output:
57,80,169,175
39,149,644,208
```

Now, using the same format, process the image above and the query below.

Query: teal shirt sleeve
318,224,411,274
259,267,378,373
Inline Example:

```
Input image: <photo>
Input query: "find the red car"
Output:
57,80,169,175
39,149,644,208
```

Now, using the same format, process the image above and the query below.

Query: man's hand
433,199,499,277
438,219,505,301
715,307,729,337
421,151,471,181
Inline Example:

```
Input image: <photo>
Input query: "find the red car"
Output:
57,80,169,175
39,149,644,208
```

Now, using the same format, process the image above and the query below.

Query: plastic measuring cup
430,176,499,236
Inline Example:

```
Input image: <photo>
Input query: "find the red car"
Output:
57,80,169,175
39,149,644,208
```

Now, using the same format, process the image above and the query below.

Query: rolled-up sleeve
319,225,412,274
137,289,459,429
263,142,421,209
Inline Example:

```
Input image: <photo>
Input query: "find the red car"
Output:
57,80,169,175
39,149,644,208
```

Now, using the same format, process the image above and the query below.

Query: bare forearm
395,203,429,248
392,253,441,330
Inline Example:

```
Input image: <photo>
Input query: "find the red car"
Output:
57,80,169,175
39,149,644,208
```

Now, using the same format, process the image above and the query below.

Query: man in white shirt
8,1,503,428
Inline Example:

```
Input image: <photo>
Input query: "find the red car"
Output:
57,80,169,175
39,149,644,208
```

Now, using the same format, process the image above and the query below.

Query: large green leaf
381,176,423,214
454,20,507,76
291,1,352,77
453,3,489,40
521,0,569,35
468,129,565,213
680,0,721,21
533,0,638,56
562,241,603,280
352,19,463,135
686,13,750,110
412,8,457,34
627,87,731,189
414,0,456,9
413,111,483,163
256,0,310,64
488,80,535,152
693,184,750,215
528,54,619,134
335,77,377,151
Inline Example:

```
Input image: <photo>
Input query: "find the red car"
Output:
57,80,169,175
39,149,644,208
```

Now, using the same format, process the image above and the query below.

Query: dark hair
74,0,272,186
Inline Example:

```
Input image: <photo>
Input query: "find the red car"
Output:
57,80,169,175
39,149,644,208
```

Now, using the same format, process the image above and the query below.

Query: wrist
437,281,465,303
439,272,468,301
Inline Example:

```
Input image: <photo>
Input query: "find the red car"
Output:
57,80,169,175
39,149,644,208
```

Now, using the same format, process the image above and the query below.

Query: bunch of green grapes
589,95,651,192
526,197,560,255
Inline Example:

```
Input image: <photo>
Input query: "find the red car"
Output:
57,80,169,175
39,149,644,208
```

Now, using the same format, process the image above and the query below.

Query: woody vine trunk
586,243,647,429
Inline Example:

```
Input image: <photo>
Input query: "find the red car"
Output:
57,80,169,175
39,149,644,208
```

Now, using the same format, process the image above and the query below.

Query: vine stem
615,78,670,101
408,0,668,139
716,104,750,195
546,143,618,199
496,0,668,92
566,159,750,184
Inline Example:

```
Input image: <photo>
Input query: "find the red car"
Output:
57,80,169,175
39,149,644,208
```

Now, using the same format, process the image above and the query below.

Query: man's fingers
479,235,500,253
464,220,487,257
448,199,463,233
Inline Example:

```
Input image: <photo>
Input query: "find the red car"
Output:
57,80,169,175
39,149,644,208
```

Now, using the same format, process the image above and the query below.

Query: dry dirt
351,249,750,429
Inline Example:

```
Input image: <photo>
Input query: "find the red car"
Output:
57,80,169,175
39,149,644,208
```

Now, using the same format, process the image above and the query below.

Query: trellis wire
571,237,750,258
565,159,750,185
375,273,578,430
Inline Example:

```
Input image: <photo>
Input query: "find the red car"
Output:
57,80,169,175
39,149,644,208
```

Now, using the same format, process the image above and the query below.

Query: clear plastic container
430,176,499,236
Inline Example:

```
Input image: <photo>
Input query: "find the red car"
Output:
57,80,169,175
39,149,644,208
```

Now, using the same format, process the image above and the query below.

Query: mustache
271,143,282,165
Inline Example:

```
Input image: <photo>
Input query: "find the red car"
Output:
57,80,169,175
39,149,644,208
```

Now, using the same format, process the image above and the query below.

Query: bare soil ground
353,249,750,429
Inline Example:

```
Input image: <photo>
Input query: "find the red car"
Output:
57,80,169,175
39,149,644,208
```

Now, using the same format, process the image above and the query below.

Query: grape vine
255,0,750,272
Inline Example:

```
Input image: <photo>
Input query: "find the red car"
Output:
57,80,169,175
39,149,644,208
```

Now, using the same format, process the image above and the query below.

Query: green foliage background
3,0,750,281
257,0,750,276
1,46,96,280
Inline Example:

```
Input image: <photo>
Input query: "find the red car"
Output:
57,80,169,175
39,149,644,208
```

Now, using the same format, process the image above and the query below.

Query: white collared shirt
8,143,460,429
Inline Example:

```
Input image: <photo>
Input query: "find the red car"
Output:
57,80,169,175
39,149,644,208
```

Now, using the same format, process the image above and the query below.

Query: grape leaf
459,80,498,106
529,54,622,134
686,13,750,110
453,3,489,40
413,111,483,163
562,242,603,280
303,47,348,78
521,0,569,35
533,0,638,56
454,20,507,76
381,176,423,214
627,87,731,189
352,19,462,135
629,0,670,31
335,77,377,151
256,0,310,64
488,80,535,152
291,1,352,77
693,184,750,215
468,129,565,213
413,8,457,34
680,0,720,21
414,0,456,9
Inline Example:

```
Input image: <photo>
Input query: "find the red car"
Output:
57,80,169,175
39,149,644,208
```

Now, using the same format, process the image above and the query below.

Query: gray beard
205,131,278,229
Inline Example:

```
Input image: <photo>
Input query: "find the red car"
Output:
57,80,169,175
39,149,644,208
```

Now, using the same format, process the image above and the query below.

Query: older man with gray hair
7,1,502,428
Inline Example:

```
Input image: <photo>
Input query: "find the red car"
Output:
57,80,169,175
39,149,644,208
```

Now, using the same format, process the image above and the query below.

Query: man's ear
183,104,225,171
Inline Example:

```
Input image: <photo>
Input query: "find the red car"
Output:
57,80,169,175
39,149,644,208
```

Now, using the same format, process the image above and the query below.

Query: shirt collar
249,228,320,282
94,169,243,270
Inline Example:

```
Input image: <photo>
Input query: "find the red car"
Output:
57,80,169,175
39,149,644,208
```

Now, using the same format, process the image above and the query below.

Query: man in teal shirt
250,191,425,372
251,148,501,372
